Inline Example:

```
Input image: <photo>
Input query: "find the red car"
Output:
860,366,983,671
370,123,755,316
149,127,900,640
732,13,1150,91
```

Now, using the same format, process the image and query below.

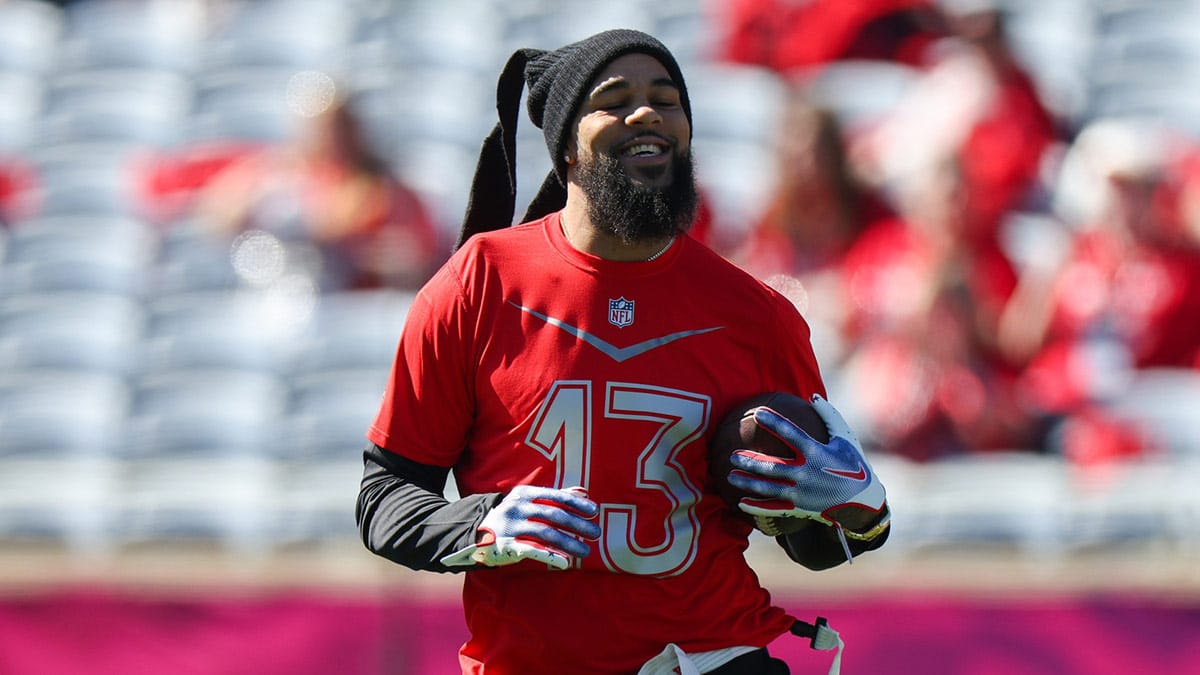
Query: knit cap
456,29,692,248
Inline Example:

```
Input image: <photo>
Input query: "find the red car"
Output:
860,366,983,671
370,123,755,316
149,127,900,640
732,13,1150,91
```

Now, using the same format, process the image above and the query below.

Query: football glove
440,485,601,570
727,395,888,538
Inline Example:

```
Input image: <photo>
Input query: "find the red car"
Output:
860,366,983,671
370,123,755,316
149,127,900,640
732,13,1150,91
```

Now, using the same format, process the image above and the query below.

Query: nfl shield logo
608,297,635,328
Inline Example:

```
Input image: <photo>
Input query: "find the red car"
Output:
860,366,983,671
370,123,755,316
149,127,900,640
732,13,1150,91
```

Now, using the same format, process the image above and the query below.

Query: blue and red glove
728,395,888,540
441,485,601,570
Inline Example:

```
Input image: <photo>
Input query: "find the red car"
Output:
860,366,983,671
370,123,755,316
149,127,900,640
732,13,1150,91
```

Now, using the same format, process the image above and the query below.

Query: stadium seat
1,216,156,297
0,72,42,152
0,291,144,375
0,370,127,547
187,66,305,144
0,369,130,458
391,2,507,75
268,453,366,545
26,138,141,178
0,452,118,550
109,367,288,549
394,139,480,238
896,453,1070,555
272,292,408,545
26,155,152,218
122,368,287,459
202,0,355,71
286,290,413,376
542,1,656,45
1082,2,1200,131
0,0,63,74
284,368,388,461
43,67,192,117
1102,368,1200,459
650,0,720,68
390,66,494,149
57,0,205,73
152,219,243,294
3,214,156,260
140,290,305,374
272,367,384,543
1062,459,1187,550
108,454,276,551
40,104,185,150
513,133,556,224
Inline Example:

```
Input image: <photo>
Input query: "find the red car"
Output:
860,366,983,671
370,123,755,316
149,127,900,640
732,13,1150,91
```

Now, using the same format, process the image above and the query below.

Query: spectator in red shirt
852,4,1057,244
732,94,902,366
736,96,896,280
836,157,1035,459
999,121,1200,462
947,5,1059,238
195,94,443,291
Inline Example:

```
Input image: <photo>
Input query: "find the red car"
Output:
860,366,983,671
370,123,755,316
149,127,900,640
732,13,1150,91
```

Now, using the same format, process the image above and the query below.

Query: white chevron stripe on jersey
509,302,724,363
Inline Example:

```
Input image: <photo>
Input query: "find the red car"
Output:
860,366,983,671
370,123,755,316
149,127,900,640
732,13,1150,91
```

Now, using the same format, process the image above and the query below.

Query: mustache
612,132,679,153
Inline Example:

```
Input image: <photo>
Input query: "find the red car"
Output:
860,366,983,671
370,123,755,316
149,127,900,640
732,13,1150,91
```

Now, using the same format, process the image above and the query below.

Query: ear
563,137,578,166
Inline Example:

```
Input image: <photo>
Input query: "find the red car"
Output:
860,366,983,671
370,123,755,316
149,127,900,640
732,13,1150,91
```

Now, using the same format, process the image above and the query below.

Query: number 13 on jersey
526,380,711,577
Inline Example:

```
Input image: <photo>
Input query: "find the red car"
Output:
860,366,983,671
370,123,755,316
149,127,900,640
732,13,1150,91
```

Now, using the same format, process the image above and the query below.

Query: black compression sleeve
356,443,504,573
775,519,890,571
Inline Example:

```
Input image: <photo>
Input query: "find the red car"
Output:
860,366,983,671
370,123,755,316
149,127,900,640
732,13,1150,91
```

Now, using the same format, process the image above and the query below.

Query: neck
561,194,675,262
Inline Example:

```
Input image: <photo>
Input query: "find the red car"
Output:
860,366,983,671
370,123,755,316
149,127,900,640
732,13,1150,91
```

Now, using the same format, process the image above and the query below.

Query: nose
625,102,662,126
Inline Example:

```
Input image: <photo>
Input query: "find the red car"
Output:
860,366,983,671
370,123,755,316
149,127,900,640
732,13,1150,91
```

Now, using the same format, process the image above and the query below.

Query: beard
575,147,699,245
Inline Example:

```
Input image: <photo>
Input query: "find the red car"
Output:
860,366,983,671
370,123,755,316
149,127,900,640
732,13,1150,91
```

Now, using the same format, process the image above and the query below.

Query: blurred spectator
732,93,902,365
943,4,1060,230
717,0,943,72
194,94,442,291
999,121,1200,462
137,140,266,226
835,157,1035,460
852,3,1058,240
735,94,898,280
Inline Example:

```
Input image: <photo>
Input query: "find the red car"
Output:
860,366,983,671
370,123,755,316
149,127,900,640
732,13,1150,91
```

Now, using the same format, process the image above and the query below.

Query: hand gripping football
709,392,887,537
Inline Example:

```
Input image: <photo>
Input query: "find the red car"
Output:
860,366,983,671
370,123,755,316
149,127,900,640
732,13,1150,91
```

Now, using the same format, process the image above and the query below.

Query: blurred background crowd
2,0,1200,589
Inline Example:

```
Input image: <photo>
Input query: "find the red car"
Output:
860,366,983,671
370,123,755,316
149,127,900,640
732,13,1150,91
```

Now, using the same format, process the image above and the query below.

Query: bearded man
356,29,889,675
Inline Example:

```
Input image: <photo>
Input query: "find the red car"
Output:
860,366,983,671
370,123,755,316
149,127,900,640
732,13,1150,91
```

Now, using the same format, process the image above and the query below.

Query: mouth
617,135,672,162
614,137,675,183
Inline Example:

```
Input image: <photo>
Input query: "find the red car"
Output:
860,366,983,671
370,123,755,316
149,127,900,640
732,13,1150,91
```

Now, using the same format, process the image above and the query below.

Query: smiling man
568,52,698,252
356,29,890,675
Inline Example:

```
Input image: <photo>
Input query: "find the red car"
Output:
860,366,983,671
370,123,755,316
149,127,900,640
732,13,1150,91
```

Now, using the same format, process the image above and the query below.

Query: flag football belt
792,616,845,675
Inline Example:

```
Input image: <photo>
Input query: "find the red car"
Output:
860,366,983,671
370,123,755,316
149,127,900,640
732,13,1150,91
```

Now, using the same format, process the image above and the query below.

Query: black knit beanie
456,28,692,248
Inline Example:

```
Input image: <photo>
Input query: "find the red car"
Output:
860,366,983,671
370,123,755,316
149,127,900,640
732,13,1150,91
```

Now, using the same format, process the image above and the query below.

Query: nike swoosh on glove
440,485,601,570
727,395,887,529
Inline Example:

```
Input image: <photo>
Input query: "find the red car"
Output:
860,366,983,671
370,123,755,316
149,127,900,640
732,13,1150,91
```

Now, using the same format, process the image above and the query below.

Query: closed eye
588,77,681,112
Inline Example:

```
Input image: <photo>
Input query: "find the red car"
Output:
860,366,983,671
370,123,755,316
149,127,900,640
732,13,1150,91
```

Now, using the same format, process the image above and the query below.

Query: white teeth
624,143,664,157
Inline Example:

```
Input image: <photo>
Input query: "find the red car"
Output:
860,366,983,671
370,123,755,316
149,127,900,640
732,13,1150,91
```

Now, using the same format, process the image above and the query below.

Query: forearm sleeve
356,443,503,573
775,519,890,571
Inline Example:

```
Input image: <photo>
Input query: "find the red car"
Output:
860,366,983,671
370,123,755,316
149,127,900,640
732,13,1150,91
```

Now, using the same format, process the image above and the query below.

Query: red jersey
369,212,826,674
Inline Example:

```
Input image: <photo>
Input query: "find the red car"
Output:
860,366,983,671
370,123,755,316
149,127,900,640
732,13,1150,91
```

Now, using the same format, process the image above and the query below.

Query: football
709,392,830,535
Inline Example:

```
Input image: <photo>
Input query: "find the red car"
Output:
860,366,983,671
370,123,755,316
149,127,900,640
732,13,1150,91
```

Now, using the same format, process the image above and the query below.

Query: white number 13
526,381,710,577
